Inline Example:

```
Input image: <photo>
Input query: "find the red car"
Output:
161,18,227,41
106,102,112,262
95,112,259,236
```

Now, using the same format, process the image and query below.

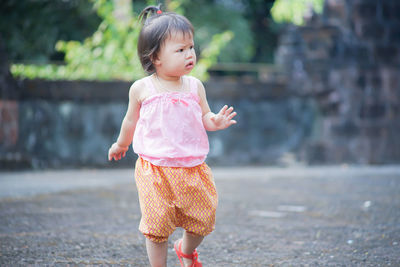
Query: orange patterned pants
134,157,218,243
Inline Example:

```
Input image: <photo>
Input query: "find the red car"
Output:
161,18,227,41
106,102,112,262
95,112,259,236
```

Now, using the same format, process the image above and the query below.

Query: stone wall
0,78,316,169
275,0,400,164
0,35,22,168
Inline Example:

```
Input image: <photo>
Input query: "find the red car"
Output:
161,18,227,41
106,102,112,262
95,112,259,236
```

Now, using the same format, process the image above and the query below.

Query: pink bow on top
171,98,189,107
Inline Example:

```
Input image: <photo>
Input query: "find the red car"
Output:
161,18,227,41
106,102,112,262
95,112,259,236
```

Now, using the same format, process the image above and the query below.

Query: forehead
164,30,193,45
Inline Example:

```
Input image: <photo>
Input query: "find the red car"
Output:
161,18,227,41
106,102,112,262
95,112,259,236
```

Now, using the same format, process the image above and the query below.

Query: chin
184,67,194,75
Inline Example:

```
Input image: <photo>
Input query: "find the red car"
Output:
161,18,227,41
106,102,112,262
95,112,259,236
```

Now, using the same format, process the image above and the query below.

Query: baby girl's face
154,31,196,77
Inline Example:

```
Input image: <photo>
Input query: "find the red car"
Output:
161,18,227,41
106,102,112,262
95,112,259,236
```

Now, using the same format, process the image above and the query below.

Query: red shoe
174,239,203,267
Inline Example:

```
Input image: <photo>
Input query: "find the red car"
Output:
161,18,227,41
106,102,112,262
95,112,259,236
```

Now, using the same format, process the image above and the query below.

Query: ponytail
139,4,162,24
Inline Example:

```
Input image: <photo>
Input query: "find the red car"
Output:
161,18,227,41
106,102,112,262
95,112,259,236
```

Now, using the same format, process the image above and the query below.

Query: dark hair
137,5,194,73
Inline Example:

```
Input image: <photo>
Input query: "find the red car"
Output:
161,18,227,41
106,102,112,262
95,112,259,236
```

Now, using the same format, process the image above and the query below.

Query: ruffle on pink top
132,76,209,167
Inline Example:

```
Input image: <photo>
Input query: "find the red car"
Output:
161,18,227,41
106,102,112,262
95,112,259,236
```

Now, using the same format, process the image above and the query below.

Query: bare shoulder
188,76,210,113
129,77,148,103
188,75,203,87
187,75,206,94
129,77,146,94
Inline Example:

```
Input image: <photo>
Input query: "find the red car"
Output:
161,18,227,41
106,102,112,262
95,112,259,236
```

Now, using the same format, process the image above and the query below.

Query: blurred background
1,0,399,169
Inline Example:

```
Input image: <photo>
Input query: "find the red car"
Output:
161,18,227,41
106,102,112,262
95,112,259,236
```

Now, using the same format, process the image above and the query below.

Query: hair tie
157,10,162,14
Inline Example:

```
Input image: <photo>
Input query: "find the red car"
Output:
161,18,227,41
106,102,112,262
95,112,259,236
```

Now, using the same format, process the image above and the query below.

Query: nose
186,48,194,59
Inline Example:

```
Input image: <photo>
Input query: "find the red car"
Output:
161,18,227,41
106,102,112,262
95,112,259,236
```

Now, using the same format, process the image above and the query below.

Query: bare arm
108,81,141,161
197,79,237,131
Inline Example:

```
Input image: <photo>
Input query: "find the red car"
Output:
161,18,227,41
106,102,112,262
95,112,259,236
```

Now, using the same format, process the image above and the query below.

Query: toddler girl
108,5,237,267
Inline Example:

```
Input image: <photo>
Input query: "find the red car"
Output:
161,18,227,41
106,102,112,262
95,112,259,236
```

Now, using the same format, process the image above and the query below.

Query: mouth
185,61,194,69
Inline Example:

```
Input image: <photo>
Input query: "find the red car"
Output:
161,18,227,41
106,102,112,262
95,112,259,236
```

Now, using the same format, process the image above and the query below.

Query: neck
155,72,182,82
154,73,184,92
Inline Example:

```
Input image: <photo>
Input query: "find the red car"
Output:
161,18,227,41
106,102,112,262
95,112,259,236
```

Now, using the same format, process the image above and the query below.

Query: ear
151,54,161,66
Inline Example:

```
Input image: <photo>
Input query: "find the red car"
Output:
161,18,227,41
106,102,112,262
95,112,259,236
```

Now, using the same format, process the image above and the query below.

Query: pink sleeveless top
132,76,209,167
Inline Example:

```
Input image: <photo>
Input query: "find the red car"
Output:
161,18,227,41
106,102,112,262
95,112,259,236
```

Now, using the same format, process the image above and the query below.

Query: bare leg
181,231,204,267
145,239,168,267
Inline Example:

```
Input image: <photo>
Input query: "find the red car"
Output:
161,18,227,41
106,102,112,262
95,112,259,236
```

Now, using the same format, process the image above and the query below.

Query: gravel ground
0,166,399,266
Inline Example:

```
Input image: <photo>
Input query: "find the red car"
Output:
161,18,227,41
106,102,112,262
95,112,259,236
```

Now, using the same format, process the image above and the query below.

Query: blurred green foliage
241,0,278,63
0,0,101,62
10,0,233,81
182,1,253,63
133,0,280,63
191,31,234,80
4,0,293,81
271,0,324,25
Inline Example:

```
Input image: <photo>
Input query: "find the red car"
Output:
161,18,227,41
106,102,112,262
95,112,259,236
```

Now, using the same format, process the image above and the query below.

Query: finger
219,105,228,115
225,106,234,115
225,120,237,127
228,112,237,120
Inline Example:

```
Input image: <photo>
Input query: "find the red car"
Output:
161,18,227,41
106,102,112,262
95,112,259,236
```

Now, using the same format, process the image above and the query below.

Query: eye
190,46,194,50
177,49,184,52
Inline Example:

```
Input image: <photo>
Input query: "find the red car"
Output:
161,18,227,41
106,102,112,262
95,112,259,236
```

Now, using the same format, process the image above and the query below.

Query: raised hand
210,105,237,130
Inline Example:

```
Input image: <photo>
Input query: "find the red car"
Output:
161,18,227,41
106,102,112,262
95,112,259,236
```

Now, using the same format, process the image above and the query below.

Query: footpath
0,166,399,266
